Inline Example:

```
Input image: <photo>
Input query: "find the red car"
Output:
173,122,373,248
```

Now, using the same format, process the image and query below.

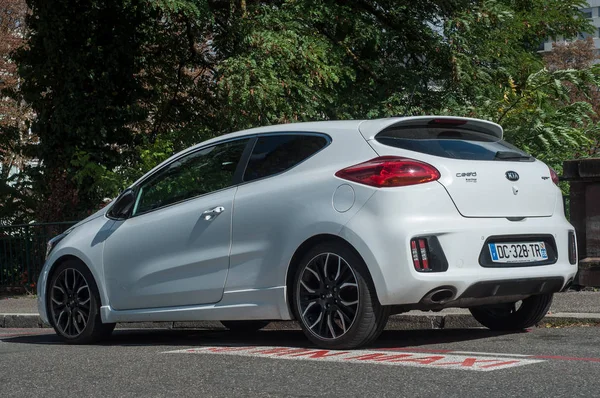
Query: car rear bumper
340,183,577,306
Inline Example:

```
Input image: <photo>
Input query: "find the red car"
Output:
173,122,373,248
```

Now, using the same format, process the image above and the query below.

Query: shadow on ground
1,327,523,349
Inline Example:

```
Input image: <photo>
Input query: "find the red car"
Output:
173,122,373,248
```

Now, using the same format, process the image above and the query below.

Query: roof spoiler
358,116,503,140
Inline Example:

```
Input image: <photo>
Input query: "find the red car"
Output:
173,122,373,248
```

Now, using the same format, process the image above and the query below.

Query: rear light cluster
549,166,560,186
409,237,448,273
335,157,440,188
411,238,430,271
568,231,577,265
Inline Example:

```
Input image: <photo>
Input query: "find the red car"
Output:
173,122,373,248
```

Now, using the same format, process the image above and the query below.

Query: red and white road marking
164,346,545,371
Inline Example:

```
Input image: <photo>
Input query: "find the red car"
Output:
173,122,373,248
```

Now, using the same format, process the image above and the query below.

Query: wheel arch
285,233,379,319
45,254,104,305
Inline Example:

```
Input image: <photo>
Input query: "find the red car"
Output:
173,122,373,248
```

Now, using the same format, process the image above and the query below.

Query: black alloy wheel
48,260,115,344
293,242,389,349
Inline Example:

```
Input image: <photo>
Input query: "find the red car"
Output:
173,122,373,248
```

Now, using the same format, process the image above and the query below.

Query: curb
2,312,600,330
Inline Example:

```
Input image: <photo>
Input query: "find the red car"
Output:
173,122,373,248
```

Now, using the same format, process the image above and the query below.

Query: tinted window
133,139,249,215
376,126,533,162
243,134,328,182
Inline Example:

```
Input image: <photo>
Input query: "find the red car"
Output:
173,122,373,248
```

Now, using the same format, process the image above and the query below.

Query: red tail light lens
411,238,431,271
335,157,440,187
549,167,559,186
418,239,430,270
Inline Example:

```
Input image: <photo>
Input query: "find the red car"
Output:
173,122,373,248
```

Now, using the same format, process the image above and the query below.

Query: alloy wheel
296,253,360,340
50,268,91,338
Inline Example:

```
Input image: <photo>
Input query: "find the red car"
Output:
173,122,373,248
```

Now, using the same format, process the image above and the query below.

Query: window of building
243,134,329,182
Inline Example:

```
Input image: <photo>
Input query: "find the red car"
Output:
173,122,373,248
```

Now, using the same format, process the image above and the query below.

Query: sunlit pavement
1,326,599,397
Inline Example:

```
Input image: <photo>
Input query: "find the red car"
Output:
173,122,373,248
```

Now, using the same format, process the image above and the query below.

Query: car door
103,138,251,311
228,133,331,291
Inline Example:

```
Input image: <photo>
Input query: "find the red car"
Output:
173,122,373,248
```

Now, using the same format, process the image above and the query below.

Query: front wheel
293,242,389,349
47,260,115,344
469,293,553,331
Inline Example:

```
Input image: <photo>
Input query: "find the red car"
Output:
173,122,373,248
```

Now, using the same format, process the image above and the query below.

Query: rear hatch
359,116,557,218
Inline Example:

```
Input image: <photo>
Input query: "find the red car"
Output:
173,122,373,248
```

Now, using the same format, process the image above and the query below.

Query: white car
38,116,578,349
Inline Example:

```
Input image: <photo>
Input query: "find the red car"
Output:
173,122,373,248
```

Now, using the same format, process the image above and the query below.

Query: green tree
13,0,597,222
14,0,216,220
439,0,596,173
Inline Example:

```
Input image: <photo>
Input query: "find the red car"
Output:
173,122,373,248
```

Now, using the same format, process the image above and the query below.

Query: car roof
195,120,365,148
194,115,503,149
131,116,503,187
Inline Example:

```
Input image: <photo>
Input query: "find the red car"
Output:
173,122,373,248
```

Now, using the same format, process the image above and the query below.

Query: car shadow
1,327,523,349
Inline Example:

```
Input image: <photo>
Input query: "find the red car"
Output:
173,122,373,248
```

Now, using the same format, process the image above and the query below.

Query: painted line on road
450,351,532,358
531,355,600,363
377,347,530,357
379,347,600,363
164,346,544,371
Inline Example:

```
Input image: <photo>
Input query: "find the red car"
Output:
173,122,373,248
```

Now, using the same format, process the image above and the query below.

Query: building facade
541,1,600,52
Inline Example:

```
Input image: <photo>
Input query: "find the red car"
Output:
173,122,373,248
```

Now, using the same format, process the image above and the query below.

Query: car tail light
549,166,560,186
418,239,430,270
410,237,449,272
335,157,440,188
568,231,577,265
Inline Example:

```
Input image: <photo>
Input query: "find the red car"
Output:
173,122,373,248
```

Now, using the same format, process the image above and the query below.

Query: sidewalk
1,291,599,330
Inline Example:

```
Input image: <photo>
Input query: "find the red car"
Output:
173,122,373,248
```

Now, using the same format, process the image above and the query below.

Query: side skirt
100,286,292,323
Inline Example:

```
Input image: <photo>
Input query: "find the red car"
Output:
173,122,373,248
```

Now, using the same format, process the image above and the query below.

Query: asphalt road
1,326,599,397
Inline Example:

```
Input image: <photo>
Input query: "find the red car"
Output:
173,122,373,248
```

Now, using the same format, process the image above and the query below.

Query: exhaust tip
430,289,454,303
421,287,456,305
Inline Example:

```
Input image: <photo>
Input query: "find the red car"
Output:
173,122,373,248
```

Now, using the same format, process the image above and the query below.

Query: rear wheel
221,320,270,333
293,242,389,349
469,293,553,330
48,260,115,344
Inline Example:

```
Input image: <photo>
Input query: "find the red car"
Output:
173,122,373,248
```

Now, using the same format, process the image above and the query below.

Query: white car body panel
366,140,557,217
37,117,578,327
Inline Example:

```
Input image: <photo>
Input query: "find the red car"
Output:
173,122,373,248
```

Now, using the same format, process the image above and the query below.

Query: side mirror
107,189,136,220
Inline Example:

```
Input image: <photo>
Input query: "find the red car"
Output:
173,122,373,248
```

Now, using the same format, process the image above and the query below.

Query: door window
133,139,249,216
243,134,329,182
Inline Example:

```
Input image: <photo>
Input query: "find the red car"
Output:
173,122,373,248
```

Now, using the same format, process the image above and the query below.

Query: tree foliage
0,0,34,225
5,0,599,222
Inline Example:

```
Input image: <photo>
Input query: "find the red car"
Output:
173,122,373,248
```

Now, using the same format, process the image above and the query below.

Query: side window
133,139,249,216
243,134,328,182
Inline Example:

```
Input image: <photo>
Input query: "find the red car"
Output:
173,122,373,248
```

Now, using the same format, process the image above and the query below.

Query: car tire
469,293,553,331
47,259,115,344
221,320,270,332
293,241,390,349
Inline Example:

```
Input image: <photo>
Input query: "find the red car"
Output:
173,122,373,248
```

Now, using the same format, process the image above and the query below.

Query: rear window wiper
494,151,533,161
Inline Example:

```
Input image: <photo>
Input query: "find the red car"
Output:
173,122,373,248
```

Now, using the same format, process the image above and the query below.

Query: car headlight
45,229,72,260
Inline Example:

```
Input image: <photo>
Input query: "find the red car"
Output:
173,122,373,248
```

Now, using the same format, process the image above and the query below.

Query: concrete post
563,158,600,287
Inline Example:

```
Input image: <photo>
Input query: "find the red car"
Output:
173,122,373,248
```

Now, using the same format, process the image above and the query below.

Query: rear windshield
375,126,533,161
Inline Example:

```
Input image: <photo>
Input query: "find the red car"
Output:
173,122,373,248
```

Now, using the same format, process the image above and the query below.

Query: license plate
488,242,548,263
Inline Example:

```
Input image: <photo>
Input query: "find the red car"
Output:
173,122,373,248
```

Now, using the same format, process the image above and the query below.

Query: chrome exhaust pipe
421,288,455,305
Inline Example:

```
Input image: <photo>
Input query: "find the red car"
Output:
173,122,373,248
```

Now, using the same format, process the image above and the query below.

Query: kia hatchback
39,116,577,349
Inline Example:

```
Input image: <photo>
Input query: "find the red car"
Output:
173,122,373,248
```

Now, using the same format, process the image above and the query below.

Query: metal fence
0,222,76,288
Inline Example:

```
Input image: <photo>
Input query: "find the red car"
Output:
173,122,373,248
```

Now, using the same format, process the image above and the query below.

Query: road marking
164,346,544,371
380,347,532,357
445,351,532,358
379,348,600,362
531,355,600,363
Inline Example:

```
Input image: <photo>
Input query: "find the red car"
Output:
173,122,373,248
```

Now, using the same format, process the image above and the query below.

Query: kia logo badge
506,171,519,181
